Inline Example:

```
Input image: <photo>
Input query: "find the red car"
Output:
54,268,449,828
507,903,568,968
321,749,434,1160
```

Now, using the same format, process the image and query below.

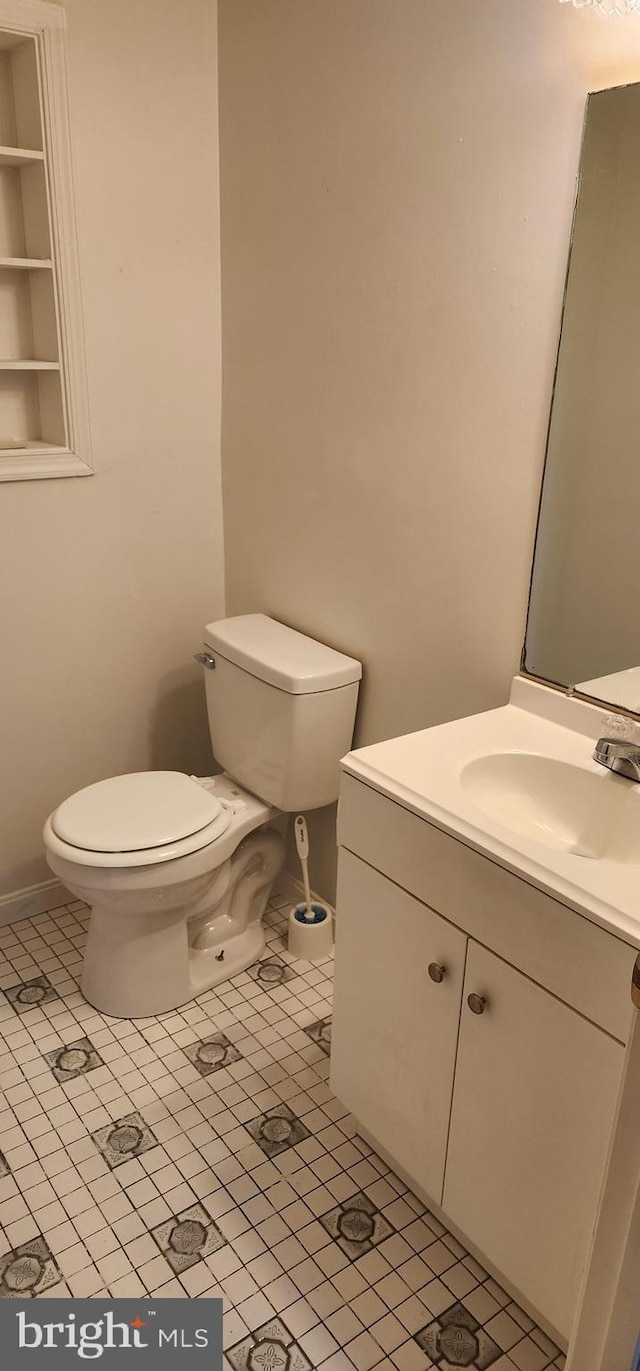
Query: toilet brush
288,814,334,959
295,815,314,920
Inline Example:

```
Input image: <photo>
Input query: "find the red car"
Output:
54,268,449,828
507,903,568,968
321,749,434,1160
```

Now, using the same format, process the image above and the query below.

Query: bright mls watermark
1,1299,223,1367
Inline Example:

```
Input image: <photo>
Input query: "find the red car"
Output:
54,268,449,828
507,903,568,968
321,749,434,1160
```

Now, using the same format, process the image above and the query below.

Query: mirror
524,81,640,715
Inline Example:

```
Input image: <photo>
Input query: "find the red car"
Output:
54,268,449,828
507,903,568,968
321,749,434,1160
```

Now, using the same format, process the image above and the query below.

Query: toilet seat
46,771,231,869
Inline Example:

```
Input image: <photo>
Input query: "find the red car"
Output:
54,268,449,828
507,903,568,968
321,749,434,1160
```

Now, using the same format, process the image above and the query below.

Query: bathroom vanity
331,681,640,1347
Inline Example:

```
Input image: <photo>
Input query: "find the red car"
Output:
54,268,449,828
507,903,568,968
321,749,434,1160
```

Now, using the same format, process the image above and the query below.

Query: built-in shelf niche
0,369,64,449
0,162,51,259
0,31,42,151
0,1,91,481
0,267,58,360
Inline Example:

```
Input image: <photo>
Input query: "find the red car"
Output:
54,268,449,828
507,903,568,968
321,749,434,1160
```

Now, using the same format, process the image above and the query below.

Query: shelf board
0,145,44,167
0,359,59,369
0,441,67,455
0,256,52,269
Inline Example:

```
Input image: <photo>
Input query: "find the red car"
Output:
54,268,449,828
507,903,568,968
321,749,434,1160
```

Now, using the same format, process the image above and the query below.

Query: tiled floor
0,893,567,1371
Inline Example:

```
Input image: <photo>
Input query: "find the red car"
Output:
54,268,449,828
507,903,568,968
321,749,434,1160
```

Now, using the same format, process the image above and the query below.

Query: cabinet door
331,848,467,1204
443,941,624,1340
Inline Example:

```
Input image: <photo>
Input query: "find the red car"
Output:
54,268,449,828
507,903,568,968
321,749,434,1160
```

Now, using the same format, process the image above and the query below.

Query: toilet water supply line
294,815,314,920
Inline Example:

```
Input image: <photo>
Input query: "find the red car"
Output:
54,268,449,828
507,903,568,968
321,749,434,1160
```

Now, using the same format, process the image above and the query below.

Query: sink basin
461,752,640,862
342,679,640,937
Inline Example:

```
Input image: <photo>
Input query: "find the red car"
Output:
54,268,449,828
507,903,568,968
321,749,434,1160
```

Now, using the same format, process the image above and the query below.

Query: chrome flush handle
194,652,216,670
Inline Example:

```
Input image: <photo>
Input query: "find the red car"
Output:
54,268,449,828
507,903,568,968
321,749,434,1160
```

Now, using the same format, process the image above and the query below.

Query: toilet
43,615,361,1018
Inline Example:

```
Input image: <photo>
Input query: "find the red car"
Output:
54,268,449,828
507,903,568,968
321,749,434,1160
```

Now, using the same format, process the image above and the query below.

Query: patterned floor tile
43,1036,104,1083
304,1017,332,1055
183,1033,243,1076
91,1112,158,1169
415,1302,502,1369
245,1104,311,1158
0,1237,62,1298
321,1192,394,1260
152,1204,227,1274
226,1315,313,1371
4,974,60,1014
247,957,296,987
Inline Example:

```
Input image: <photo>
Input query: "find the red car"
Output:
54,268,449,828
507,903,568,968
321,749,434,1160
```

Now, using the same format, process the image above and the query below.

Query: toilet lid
51,771,226,853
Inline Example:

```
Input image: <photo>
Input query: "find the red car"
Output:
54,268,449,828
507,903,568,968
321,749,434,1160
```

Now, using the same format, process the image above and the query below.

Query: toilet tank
200,614,362,811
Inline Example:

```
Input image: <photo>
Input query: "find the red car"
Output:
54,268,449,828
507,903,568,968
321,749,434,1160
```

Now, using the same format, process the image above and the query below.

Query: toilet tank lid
203,614,362,694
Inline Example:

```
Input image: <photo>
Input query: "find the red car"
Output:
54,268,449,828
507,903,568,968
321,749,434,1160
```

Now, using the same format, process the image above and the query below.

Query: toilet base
189,921,265,999
81,916,267,1018
77,825,287,1019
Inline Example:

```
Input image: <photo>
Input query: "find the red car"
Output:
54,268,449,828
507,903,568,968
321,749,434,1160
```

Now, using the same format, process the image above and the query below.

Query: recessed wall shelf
0,1,91,481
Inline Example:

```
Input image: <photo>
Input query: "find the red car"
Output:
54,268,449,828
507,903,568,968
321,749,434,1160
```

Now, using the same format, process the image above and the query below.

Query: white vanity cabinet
331,773,635,1342
332,849,466,1203
444,942,623,1339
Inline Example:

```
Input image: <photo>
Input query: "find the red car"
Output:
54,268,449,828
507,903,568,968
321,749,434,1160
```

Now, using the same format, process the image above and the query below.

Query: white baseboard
0,878,72,928
273,868,334,915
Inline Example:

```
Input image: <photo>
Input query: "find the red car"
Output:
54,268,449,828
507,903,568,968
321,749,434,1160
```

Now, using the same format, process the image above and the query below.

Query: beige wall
0,0,224,899
217,0,640,900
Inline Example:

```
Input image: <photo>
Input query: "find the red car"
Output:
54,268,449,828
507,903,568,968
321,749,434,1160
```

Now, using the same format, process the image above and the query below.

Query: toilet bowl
43,615,362,1018
44,772,286,1017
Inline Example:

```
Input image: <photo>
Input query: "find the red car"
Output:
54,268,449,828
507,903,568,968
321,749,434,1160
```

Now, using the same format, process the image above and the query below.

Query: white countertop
342,678,640,949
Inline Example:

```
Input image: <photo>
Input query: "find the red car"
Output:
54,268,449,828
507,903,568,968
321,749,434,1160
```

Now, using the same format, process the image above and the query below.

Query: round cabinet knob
428,963,446,983
467,993,486,1015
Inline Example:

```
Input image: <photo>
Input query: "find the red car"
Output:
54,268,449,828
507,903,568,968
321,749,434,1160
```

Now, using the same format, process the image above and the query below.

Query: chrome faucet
593,737,640,782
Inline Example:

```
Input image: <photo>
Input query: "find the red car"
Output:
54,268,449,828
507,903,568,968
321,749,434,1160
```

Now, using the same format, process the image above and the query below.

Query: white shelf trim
0,255,52,268
0,439,65,452
38,7,93,474
0,448,89,482
0,143,43,165
0,358,59,369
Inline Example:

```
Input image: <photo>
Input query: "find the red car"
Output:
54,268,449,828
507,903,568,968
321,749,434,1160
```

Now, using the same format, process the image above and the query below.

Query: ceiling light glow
559,0,640,13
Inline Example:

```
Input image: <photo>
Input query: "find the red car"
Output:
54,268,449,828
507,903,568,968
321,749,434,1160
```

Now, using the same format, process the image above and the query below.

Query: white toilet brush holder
288,901,334,960
288,814,334,959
